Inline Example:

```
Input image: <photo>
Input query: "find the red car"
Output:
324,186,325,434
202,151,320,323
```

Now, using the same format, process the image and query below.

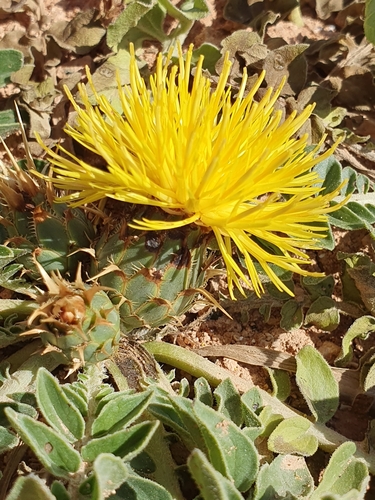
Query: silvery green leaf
296,346,339,423
188,448,243,500
5,407,81,478
36,368,85,442
268,416,318,456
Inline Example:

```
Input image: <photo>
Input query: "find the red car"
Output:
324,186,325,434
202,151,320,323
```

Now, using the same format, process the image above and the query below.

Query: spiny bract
0,127,94,279
25,262,121,370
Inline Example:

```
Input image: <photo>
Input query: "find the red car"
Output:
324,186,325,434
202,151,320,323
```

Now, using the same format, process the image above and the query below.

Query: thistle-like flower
38,44,345,298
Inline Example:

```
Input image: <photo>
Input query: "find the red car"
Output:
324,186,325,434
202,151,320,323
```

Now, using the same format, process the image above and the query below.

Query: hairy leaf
188,448,243,500
296,345,339,423
253,454,314,500
268,416,318,456
193,399,259,491
36,368,85,442
310,442,369,499
82,421,159,462
5,407,82,478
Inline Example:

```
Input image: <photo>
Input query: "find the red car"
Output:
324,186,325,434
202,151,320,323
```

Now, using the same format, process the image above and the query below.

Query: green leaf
295,345,339,423
6,474,55,500
305,297,340,332
257,406,283,438
82,421,159,462
313,155,375,232
280,299,303,331
310,442,369,499
0,49,23,87
268,416,318,456
5,407,82,478
192,43,221,73
61,385,88,417
365,0,375,45
193,400,259,491
106,0,156,49
116,474,174,500
302,275,335,301
214,378,243,426
0,425,18,453
253,454,314,500
36,368,85,442
0,109,20,138
194,377,213,406
265,367,291,402
314,154,343,196
50,481,70,500
150,392,207,451
188,448,243,500
335,316,375,367
91,453,129,499
92,390,152,437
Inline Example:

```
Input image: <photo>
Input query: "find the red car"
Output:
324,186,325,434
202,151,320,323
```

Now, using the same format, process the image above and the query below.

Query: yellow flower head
39,44,345,298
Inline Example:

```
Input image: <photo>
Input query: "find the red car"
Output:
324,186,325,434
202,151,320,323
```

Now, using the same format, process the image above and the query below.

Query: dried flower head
38,44,345,298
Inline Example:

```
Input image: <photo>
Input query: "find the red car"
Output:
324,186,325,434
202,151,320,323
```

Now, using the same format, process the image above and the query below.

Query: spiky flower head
38,44,345,298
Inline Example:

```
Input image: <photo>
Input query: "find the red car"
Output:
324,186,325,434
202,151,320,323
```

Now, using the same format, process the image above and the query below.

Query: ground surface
1,0,375,496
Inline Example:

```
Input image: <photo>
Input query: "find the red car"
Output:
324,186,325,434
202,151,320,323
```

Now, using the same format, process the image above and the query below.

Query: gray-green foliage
0,49,23,137
0,363,370,499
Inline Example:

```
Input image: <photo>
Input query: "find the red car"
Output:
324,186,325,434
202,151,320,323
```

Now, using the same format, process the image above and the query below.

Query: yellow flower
38,44,345,298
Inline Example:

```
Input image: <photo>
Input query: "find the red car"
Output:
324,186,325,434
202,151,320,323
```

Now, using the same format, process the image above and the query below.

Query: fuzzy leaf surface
365,0,375,44
295,345,339,423
188,448,243,500
91,453,129,500
193,399,259,491
6,474,55,500
213,378,243,426
336,316,375,367
310,442,369,499
194,377,213,406
92,390,152,436
115,474,174,500
0,425,18,453
82,421,159,462
253,454,314,500
268,416,318,456
0,49,23,86
5,407,81,477
36,368,85,442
